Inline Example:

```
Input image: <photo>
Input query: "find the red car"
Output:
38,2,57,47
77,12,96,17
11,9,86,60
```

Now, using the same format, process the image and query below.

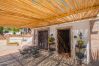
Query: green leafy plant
3,27,20,34
48,36,55,45
75,32,87,65
48,34,55,52
10,28,20,34
0,27,4,35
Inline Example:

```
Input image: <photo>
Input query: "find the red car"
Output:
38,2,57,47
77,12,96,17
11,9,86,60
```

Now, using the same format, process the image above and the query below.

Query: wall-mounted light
74,35,77,39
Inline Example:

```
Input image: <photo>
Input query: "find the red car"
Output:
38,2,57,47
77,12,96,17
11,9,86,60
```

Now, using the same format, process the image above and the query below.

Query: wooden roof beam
44,5,99,21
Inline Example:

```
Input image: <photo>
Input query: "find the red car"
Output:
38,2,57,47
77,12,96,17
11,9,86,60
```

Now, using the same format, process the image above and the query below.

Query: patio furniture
7,42,19,46
19,46,40,58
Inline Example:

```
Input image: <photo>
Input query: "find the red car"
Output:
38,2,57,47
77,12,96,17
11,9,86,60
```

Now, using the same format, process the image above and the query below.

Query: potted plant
75,32,87,65
48,34,55,52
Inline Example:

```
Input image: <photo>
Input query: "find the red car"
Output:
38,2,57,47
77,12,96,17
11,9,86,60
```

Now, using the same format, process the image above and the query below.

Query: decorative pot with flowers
75,32,87,65
48,34,55,52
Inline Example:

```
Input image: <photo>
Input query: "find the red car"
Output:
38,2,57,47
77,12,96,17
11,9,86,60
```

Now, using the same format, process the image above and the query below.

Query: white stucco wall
90,19,99,51
49,20,90,64
90,18,99,62
32,19,90,64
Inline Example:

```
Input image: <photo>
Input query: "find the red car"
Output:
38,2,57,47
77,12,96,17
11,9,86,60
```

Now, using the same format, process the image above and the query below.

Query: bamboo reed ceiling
0,0,99,28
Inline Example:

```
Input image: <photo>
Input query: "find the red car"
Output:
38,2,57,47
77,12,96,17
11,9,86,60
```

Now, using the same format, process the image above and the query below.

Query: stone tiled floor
0,51,98,66
0,51,74,66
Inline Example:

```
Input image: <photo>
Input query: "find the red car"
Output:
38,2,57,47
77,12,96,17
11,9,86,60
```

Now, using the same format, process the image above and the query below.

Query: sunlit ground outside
0,40,19,56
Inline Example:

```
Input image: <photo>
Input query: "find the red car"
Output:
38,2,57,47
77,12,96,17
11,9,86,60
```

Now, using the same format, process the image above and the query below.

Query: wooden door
38,30,48,50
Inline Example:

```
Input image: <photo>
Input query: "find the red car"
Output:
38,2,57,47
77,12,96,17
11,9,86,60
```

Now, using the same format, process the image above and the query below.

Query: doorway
57,29,71,56
38,30,48,50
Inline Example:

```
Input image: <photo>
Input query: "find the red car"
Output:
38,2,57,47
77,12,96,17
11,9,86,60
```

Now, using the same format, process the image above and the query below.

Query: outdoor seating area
0,48,99,66
0,50,74,66
0,0,99,66
19,46,40,58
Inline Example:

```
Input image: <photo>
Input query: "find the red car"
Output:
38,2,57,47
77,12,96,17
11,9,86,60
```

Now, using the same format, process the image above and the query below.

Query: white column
31,29,35,46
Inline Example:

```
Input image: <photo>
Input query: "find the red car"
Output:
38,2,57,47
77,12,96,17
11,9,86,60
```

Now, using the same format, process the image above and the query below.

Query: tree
3,27,11,33
11,28,20,34
3,27,20,35
0,27,4,35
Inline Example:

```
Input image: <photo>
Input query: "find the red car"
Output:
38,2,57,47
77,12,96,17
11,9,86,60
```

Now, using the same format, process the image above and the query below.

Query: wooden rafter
44,5,99,20
0,0,98,28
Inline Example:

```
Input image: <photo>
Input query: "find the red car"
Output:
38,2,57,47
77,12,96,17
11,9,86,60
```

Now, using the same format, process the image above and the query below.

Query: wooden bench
7,42,19,46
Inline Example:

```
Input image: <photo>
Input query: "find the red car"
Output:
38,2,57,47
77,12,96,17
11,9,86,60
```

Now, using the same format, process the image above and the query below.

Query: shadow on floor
0,51,52,66
0,51,74,66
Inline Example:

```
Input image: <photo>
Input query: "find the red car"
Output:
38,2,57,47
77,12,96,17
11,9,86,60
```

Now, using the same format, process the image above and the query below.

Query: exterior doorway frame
56,26,73,57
